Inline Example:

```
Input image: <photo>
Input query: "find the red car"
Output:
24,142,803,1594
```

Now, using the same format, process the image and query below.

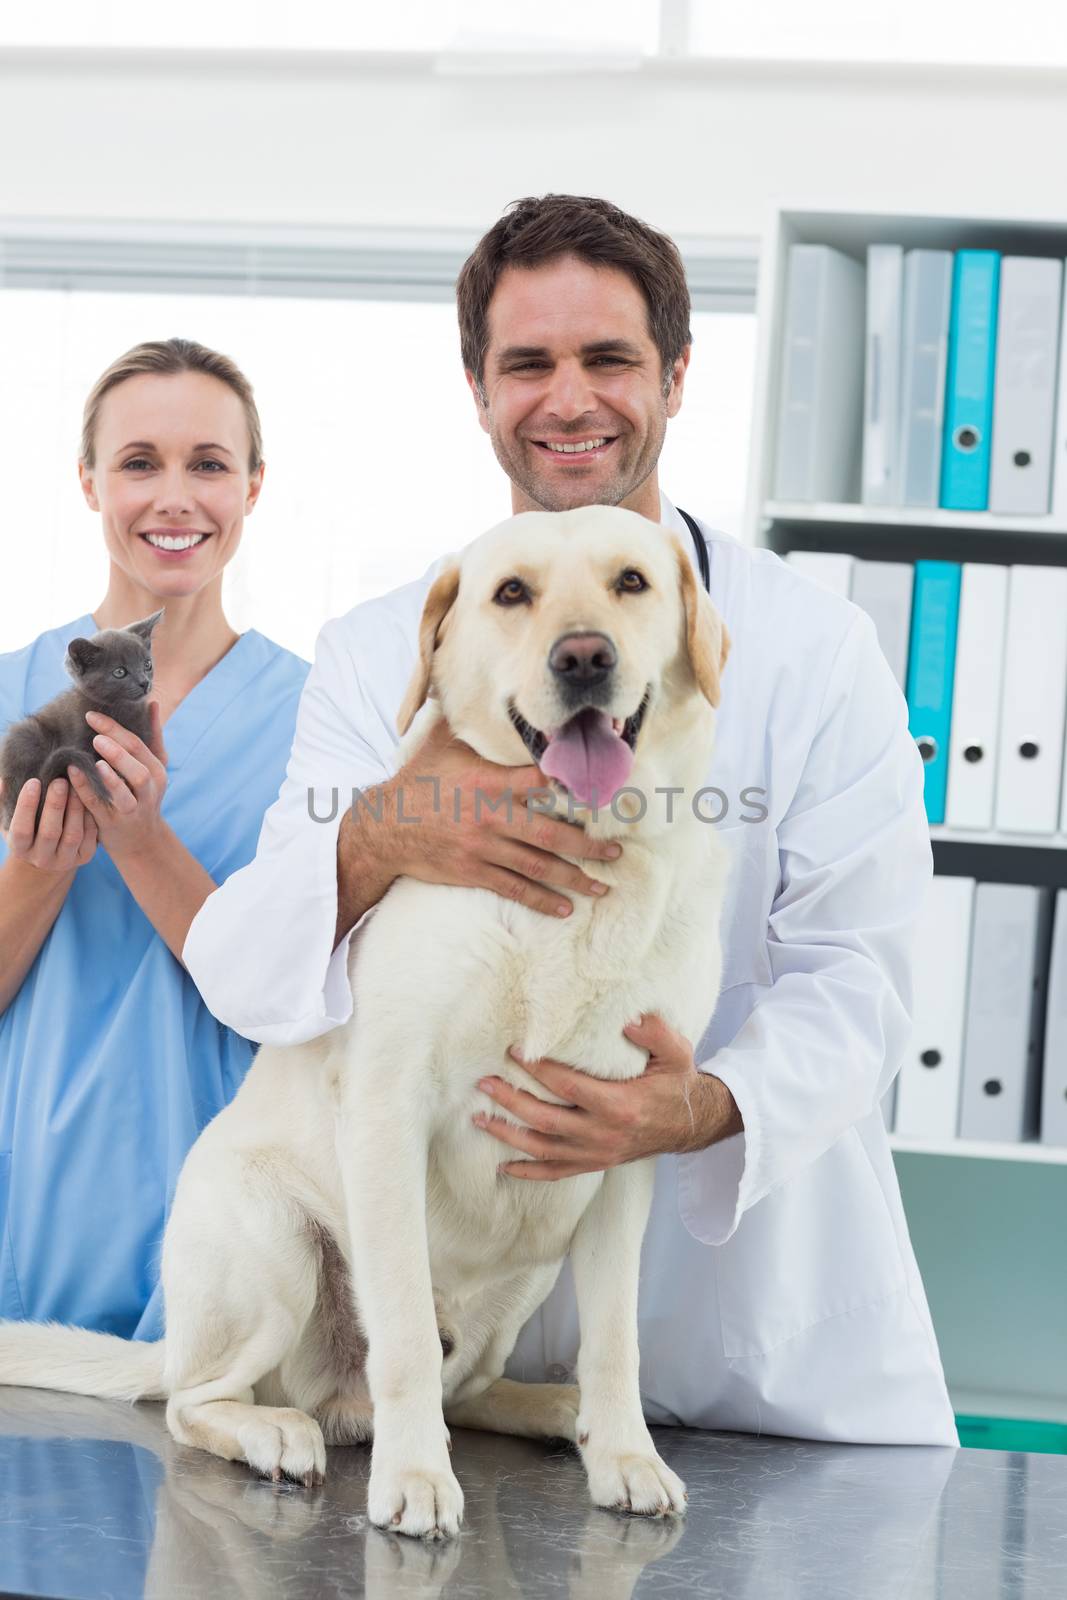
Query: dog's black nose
549,631,617,685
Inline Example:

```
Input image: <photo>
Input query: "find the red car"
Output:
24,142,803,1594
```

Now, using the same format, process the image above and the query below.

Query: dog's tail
0,1319,167,1403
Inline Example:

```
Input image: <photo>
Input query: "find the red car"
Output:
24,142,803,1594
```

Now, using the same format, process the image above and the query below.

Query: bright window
0,1,659,54
686,0,1066,68
0,289,755,661
2,1,1059,68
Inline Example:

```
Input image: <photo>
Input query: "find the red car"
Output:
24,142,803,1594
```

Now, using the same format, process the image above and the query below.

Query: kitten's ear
127,608,165,641
65,638,101,676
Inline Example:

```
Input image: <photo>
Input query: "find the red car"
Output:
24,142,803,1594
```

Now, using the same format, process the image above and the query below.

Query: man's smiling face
469,253,689,519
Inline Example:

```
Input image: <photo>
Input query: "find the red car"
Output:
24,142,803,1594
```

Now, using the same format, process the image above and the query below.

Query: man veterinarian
182,194,957,1448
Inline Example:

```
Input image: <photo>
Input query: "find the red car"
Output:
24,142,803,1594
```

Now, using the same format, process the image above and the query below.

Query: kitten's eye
112,666,127,678
616,568,648,594
494,577,531,606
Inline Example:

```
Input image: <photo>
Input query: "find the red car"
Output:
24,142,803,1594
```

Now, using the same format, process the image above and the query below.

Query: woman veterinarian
0,339,308,1340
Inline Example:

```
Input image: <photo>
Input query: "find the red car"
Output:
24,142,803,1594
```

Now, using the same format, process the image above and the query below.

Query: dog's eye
617,569,648,593
493,578,530,606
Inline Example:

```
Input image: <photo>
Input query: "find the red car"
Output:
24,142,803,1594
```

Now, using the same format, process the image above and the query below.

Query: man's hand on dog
335,715,624,942
472,1012,743,1178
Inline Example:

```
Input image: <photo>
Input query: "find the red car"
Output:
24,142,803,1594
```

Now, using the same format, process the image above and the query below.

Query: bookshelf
745,205,1067,1436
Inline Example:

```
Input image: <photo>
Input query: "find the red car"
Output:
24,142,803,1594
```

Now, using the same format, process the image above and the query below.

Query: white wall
2,50,1066,242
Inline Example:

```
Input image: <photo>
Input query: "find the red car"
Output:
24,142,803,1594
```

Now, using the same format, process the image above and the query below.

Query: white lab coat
184,495,958,1448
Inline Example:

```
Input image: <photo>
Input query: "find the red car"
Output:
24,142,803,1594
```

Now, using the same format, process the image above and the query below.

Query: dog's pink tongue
540,708,634,805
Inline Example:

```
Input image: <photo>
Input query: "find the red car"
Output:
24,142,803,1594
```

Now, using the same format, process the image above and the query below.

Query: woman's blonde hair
80,337,263,471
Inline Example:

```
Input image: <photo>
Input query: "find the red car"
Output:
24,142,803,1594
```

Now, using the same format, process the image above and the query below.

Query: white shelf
929,825,1067,850
762,501,1067,537
890,1134,1067,1164
951,1387,1067,1425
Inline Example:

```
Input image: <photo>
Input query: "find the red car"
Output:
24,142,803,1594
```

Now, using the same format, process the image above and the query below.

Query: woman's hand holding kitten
0,689,167,869
0,608,165,864
0,774,99,873
67,700,169,863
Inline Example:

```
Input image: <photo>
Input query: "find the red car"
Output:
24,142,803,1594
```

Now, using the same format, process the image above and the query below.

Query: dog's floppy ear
396,563,461,735
673,538,730,708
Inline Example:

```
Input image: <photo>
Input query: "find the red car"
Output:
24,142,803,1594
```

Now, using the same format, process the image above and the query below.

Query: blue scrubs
0,614,309,1341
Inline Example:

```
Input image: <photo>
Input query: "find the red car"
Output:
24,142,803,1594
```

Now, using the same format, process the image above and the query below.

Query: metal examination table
1,1386,1064,1598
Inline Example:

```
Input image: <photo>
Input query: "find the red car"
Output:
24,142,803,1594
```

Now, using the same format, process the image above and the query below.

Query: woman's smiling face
79,369,263,598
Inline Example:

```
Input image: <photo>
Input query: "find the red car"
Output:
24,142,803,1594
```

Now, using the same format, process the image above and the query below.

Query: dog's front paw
367,1457,464,1540
580,1434,687,1518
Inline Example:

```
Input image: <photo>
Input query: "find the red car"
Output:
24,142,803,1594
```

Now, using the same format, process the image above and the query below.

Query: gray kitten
0,609,165,832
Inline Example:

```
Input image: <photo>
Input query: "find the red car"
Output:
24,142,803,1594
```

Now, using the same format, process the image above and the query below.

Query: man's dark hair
456,194,692,392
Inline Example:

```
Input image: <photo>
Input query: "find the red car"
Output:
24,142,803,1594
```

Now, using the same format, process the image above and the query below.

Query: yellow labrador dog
0,506,730,1540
